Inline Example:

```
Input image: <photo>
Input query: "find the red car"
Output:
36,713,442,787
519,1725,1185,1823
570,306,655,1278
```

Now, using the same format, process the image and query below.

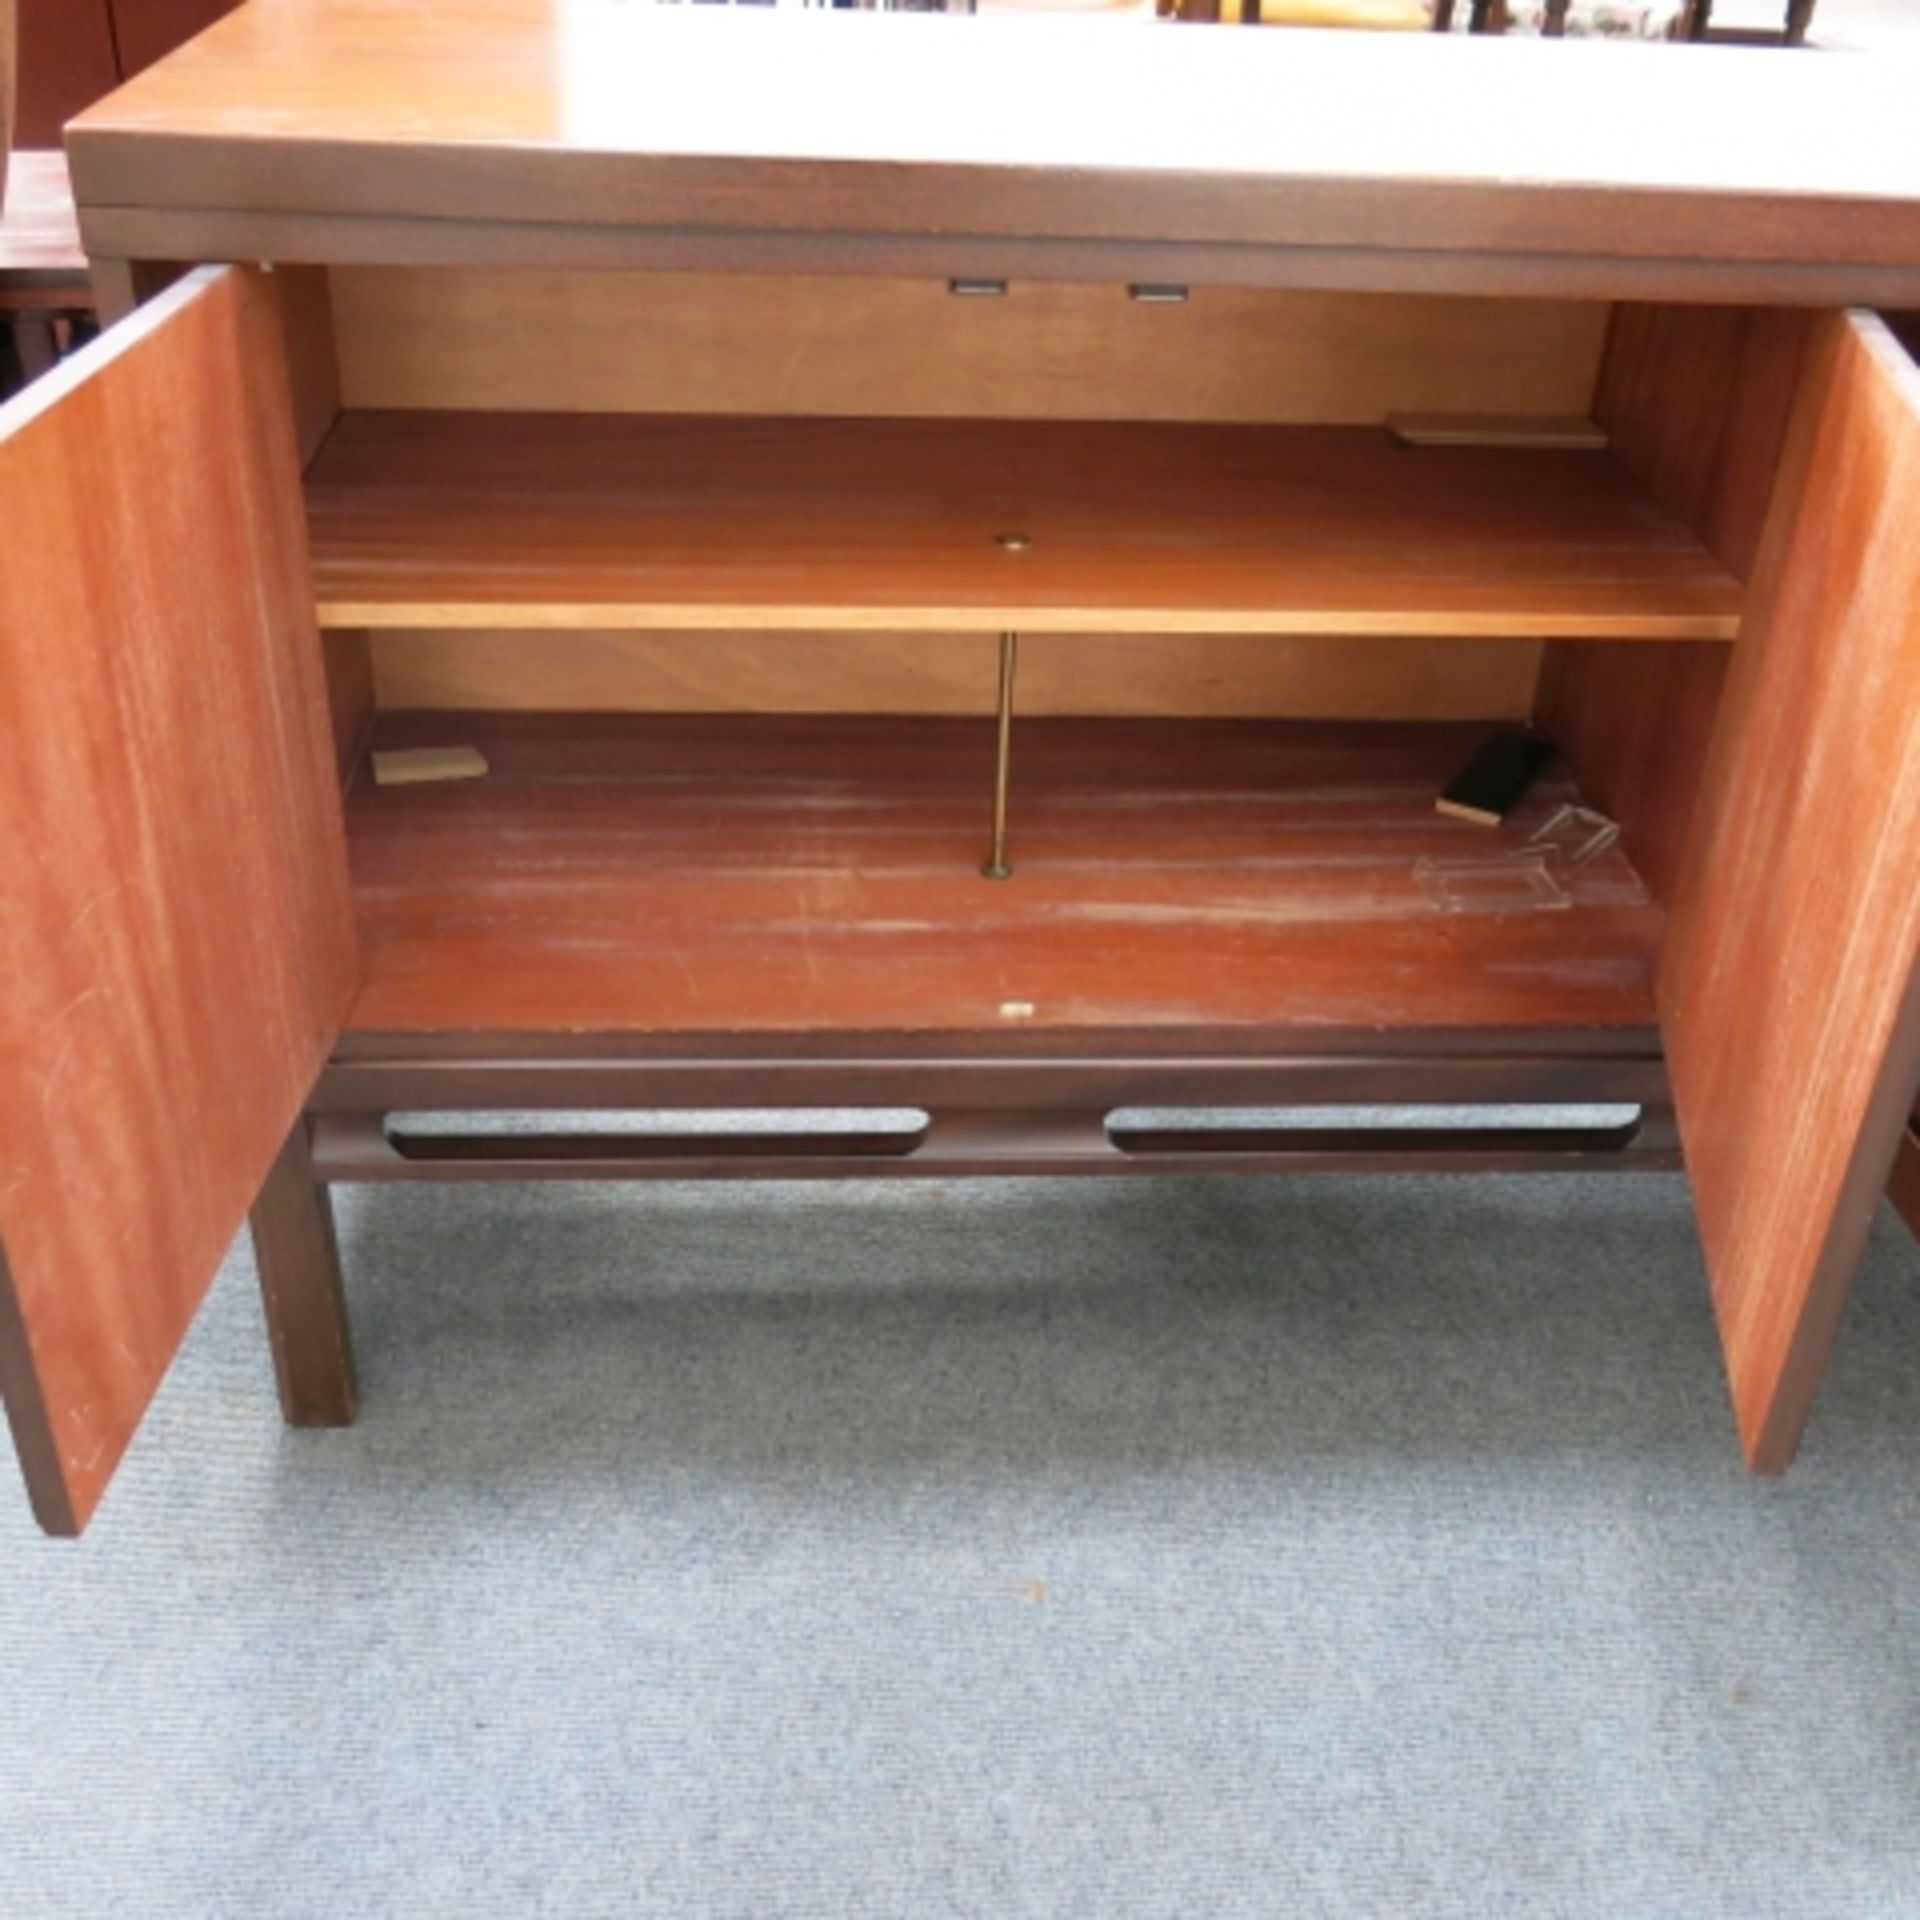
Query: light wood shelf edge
319,603,1740,641
305,412,1747,644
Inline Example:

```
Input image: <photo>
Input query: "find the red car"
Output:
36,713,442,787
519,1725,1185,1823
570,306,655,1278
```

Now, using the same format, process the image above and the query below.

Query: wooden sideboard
3,3,1919,1535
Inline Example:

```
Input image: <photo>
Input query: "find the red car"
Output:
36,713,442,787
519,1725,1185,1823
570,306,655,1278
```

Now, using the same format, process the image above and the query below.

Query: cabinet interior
279,268,1814,1051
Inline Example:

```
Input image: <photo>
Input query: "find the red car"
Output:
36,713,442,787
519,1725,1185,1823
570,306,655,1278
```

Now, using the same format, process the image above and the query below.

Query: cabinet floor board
341,715,1661,1049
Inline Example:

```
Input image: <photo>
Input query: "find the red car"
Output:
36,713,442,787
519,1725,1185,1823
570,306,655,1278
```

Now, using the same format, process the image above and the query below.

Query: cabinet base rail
220,1049,1689,1532
305,1050,1678,1183
312,1106,1678,1183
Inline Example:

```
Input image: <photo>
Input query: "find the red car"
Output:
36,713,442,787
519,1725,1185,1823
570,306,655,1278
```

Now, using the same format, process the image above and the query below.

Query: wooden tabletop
0,152,91,308
64,1,1920,303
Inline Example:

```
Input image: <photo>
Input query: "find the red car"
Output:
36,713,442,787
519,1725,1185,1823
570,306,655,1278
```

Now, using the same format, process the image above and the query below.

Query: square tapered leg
250,1118,357,1427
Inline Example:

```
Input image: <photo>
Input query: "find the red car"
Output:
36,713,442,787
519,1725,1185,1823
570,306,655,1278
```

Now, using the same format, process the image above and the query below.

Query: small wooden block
371,745,489,786
1387,414,1610,451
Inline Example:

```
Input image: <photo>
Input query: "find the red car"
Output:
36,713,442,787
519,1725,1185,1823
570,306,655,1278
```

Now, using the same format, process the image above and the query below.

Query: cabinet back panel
371,630,1542,721
330,269,1609,425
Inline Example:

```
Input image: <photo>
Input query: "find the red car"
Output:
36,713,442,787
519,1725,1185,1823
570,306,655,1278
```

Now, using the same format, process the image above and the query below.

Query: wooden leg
1890,1110,1920,1241
87,258,184,328
250,1119,357,1427
89,259,141,328
11,314,60,381
1783,0,1815,44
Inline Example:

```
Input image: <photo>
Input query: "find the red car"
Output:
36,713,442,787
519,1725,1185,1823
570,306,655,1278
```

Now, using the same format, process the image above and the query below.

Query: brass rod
983,630,1018,879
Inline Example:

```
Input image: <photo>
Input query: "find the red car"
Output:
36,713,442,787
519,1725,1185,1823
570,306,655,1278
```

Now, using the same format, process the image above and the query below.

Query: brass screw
994,531,1032,552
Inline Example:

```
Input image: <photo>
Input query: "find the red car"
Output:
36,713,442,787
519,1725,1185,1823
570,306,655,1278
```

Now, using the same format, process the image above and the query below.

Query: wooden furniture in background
2,7,1918,1533
1,150,93,387
12,0,113,148
11,0,234,146
2,0,15,203
1430,0,1815,39
1684,0,1816,47
1184,2,1432,25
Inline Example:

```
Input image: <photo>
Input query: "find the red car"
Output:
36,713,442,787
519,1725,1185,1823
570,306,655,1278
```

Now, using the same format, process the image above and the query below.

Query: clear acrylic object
1414,853,1573,914
1526,803,1622,869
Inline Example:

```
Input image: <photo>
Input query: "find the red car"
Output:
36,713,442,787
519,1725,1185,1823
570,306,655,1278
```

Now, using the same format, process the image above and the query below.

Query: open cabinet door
1663,312,1920,1471
0,267,358,1535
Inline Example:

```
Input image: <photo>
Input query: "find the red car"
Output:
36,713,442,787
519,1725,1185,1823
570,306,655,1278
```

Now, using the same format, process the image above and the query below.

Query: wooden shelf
342,716,1662,1048
306,413,1743,640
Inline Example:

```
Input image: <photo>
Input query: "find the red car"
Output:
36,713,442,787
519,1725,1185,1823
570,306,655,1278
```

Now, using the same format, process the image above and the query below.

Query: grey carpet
3,1166,1919,1918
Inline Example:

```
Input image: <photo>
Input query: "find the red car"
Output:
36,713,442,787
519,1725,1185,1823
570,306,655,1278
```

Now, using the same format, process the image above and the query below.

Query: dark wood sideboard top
60,0,1920,303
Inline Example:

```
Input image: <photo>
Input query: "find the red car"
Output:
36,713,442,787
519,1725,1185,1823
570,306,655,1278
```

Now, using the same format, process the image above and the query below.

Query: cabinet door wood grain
1662,311,1920,1470
0,266,359,1536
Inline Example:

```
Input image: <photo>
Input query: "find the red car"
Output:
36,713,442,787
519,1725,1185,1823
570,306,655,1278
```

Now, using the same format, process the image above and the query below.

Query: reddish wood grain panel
12,0,115,148
329,269,1609,426
1592,305,1811,580
307,412,1740,639
1536,644,1728,910
369,628,1544,724
344,715,1660,1051
0,267,358,1535
1661,313,1920,1472
1536,306,1810,905
270,261,340,468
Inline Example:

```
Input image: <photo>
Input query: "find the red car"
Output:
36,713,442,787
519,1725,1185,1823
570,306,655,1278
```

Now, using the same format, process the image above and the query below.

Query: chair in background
1170,1,1430,21
1681,0,1816,45
1435,0,1814,36
1174,0,1815,36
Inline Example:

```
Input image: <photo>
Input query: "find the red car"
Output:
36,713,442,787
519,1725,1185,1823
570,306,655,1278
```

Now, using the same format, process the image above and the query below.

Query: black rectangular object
1436,729,1556,827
